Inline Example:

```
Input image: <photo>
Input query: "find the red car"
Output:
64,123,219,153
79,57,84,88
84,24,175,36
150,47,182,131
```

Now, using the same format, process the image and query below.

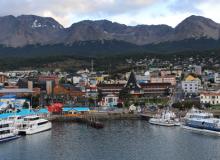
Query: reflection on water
1,120,220,160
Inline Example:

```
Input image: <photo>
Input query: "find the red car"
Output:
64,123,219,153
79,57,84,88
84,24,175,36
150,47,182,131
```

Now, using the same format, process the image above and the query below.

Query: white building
99,94,119,107
136,71,151,83
182,75,201,94
214,73,220,84
200,91,220,105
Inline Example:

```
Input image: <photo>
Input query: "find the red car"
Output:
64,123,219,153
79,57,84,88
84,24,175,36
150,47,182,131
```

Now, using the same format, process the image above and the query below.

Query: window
38,121,48,126
0,130,10,135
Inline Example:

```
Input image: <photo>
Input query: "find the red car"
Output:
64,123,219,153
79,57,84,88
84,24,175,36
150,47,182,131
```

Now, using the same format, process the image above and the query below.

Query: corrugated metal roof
0,109,48,119
0,88,34,93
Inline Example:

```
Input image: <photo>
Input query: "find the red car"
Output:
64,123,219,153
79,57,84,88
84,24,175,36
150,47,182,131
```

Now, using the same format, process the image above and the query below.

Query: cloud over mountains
0,0,219,27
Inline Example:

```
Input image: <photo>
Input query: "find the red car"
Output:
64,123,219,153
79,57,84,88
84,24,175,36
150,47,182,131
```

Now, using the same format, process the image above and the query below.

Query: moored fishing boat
149,110,180,127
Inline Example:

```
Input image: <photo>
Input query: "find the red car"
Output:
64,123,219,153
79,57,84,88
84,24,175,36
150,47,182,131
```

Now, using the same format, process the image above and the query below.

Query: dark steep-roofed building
125,71,143,96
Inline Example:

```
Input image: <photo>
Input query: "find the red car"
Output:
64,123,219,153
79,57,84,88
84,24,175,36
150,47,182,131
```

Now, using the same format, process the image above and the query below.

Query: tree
23,102,29,109
59,77,66,84
32,95,40,108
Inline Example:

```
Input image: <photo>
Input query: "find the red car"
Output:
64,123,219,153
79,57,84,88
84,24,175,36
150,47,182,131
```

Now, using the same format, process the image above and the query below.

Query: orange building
53,84,85,98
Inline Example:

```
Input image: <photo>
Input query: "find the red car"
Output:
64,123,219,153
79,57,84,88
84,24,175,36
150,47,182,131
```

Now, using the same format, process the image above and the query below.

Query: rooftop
0,88,34,93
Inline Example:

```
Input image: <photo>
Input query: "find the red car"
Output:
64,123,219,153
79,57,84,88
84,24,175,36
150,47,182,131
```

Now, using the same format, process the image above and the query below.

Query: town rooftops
140,83,172,88
97,83,125,88
185,75,197,81
200,91,220,96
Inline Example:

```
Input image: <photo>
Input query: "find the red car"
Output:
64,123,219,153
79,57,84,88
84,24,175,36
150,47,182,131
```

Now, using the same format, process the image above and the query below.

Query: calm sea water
1,120,220,160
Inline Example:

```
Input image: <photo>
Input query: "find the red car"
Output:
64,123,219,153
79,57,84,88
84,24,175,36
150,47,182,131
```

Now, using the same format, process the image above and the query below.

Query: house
181,75,201,94
99,94,119,107
200,91,220,105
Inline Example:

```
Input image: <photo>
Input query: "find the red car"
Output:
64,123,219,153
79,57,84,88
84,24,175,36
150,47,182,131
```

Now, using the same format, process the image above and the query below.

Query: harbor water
1,120,220,160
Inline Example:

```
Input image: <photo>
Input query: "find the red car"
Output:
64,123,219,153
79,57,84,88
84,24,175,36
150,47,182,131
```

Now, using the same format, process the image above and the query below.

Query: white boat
7,115,24,128
181,108,220,136
149,110,180,127
18,115,52,135
0,119,20,142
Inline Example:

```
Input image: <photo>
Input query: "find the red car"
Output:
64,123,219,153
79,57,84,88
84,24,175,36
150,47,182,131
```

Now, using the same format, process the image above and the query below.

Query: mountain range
0,14,220,48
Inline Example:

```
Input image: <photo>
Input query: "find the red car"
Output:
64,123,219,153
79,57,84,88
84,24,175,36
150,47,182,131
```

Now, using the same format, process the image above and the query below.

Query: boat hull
181,125,220,136
149,119,177,127
0,135,20,143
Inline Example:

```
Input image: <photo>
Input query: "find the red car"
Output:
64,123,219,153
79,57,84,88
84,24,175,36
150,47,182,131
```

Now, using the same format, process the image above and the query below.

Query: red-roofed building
200,91,220,105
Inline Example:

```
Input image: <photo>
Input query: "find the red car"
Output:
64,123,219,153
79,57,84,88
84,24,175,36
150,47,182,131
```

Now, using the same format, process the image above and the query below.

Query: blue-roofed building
1,94,16,99
0,94,29,109
62,107,90,114
0,108,49,120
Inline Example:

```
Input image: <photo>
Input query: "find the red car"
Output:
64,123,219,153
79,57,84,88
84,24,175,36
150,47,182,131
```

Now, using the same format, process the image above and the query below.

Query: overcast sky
0,0,219,27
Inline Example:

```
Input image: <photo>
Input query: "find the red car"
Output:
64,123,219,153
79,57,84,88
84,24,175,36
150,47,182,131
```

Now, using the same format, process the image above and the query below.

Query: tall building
46,81,53,95
182,75,201,94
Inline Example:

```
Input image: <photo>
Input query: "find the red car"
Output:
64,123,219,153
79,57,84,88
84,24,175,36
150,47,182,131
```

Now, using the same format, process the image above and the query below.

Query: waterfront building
97,84,124,95
99,94,119,107
125,71,143,96
140,83,172,97
200,91,220,105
